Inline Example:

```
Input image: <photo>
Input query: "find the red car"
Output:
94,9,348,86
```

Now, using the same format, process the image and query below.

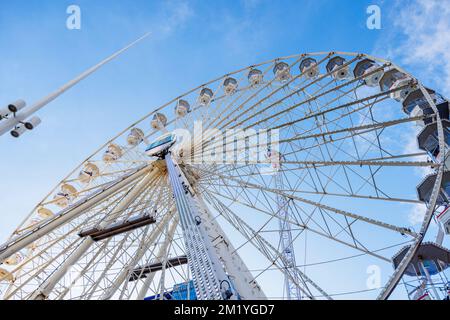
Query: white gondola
5,253,24,266
151,113,168,130
223,77,238,95
175,100,191,117
326,56,350,80
199,88,214,106
53,192,70,208
248,69,263,86
127,128,145,146
0,268,14,282
402,89,450,125
53,184,78,208
300,58,319,79
417,171,450,215
37,207,54,219
78,163,100,184
353,59,384,87
380,69,413,102
418,118,450,169
391,81,413,102
392,242,450,300
103,143,124,163
403,88,437,116
273,62,290,82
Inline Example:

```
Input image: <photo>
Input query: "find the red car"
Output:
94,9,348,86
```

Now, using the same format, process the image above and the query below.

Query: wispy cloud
158,0,195,36
380,0,450,95
408,203,428,227
242,0,262,10
374,0,450,226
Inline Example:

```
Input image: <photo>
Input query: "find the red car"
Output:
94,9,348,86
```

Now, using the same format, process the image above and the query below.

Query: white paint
367,5,382,30
66,5,81,30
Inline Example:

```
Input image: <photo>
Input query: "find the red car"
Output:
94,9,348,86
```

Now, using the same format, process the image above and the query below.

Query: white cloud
158,0,194,36
242,0,262,10
384,0,450,95
375,0,450,226
408,203,427,226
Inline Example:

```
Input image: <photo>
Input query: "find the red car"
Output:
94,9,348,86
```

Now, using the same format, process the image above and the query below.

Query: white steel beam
29,168,159,300
136,215,179,300
101,211,177,300
0,164,154,265
193,194,266,300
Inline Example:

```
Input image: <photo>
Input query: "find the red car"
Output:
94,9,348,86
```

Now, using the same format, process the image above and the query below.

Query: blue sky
0,0,389,240
1,0,450,298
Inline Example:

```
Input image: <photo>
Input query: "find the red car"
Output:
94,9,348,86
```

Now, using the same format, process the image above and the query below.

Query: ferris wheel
1,51,449,300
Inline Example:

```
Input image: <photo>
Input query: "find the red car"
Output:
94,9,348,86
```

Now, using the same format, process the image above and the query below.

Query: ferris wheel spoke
201,79,256,130
236,64,389,133
285,115,425,144
26,168,160,300
203,162,426,205
201,190,312,297
223,161,389,223
199,162,414,207
233,73,365,132
222,160,435,173
2,193,137,300
206,177,396,260
202,180,421,205
82,229,142,299
282,120,394,161
72,238,136,300
0,165,156,268
201,185,393,263
195,56,347,153
38,187,182,297
205,56,311,132
133,218,183,300
60,200,175,301
274,84,409,133
215,54,357,132
99,198,177,300
39,180,135,207
55,238,113,300
199,162,386,210
74,183,174,299
202,190,332,300
200,91,396,160
196,167,417,238
203,63,281,131
153,221,179,300
71,226,153,300
64,167,143,185
4,237,83,299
